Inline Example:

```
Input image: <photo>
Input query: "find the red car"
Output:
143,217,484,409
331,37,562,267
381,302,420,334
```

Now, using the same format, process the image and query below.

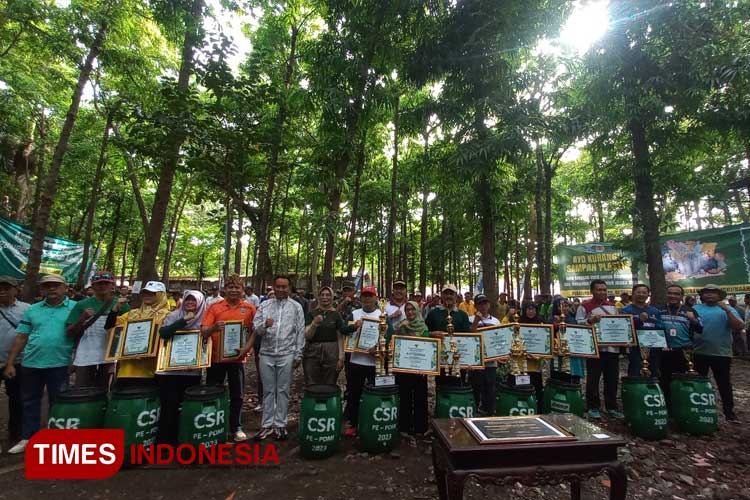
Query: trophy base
375,375,395,387
513,375,531,386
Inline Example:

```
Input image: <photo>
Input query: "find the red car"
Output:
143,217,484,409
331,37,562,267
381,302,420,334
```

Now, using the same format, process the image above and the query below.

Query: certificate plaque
595,315,636,346
354,317,381,353
441,333,484,369
636,329,668,349
104,325,124,362
479,325,514,362
219,320,245,361
390,335,441,375
120,319,157,358
564,325,599,358
463,416,576,445
157,330,212,371
517,324,554,358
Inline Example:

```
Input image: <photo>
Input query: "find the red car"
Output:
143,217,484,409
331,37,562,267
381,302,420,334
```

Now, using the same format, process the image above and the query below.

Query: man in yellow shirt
459,291,476,316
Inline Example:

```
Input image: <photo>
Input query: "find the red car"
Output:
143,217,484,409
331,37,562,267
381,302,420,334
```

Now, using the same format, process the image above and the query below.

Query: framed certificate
200,337,212,366
595,315,636,346
104,325,124,362
478,325,514,362
344,328,358,352
120,319,157,358
157,330,211,371
441,333,484,369
636,329,667,349
354,317,381,353
517,324,554,358
219,320,245,361
390,335,441,375
563,325,599,358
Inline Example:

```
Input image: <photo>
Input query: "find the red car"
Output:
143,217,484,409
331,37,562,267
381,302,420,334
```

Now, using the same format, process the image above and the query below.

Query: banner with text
557,225,750,296
0,216,89,283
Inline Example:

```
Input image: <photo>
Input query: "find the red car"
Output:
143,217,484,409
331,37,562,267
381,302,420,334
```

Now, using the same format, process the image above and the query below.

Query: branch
112,123,149,232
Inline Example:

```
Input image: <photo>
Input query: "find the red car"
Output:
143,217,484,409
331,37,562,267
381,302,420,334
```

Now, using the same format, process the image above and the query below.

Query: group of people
0,270,743,457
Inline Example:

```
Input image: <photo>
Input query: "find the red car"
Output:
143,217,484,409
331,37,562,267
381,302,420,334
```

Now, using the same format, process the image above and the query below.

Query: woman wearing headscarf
155,290,206,445
395,301,430,436
505,302,545,411
104,281,171,387
303,286,345,386
549,297,584,383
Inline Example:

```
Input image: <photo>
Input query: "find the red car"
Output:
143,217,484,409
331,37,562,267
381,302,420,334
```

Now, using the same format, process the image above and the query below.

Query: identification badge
240,308,247,315
515,375,531,386
375,375,395,387
669,328,677,337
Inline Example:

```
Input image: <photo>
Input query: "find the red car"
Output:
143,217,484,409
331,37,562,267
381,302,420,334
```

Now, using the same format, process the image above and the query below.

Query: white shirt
206,295,224,306
253,297,305,359
73,314,111,366
350,308,381,367
245,293,260,308
0,300,29,365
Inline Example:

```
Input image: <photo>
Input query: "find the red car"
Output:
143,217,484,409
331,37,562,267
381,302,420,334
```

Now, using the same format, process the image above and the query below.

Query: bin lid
110,385,159,400
497,383,535,396
304,384,340,397
672,372,710,382
621,375,659,384
436,384,473,395
184,385,226,401
363,383,399,396
57,387,108,403
546,378,582,390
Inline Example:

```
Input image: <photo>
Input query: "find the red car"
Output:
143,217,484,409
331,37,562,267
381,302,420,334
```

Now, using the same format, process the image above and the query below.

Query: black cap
342,281,356,290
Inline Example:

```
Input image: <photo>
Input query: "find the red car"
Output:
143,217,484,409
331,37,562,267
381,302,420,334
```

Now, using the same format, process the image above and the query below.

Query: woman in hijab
549,297,584,383
155,290,207,445
506,302,545,411
303,286,346,386
105,281,171,387
395,301,430,437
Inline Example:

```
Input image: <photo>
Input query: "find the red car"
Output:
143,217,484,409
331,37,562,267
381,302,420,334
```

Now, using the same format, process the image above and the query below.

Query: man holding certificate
252,275,305,441
621,284,663,377
469,294,500,416
202,274,256,442
425,284,471,387
576,279,623,419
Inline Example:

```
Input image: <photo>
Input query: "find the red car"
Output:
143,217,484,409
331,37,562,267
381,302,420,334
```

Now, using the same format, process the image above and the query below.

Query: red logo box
25,429,124,480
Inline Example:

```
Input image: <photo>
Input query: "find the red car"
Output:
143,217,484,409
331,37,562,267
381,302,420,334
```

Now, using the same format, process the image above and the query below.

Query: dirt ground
0,357,748,500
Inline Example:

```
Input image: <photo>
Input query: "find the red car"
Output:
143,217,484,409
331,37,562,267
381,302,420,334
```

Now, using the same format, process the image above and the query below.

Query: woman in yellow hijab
104,281,170,385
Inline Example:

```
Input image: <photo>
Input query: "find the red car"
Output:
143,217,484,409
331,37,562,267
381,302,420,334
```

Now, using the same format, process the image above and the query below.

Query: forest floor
0,357,748,500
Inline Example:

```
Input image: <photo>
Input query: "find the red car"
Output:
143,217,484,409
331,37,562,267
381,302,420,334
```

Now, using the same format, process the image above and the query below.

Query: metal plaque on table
463,416,576,445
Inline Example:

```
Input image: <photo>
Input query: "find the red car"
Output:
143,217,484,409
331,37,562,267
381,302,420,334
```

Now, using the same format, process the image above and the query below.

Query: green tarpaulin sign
557,225,750,296
0,215,90,283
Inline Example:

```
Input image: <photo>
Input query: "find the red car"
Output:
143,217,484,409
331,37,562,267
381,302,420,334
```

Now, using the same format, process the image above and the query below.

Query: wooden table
431,415,627,500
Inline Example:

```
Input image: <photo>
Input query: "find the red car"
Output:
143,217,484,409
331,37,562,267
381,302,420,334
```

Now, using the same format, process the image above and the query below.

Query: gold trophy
554,315,571,373
375,298,390,376
446,314,460,377
510,312,528,377
640,347,651,377
683,348,696,374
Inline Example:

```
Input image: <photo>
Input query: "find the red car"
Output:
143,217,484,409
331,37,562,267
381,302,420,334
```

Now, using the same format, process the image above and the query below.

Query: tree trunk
104,196,122,272
274,167,294,272
77,112,113,287
345,136,366,278
477,176,498,314
161,178,192,287
693,199,702,231
523,208,536,302
734,190,749,223
542,152,553,295
385,96,399,298
234,202,243,275
137,0,203,282
13,136,36,223
22,21,108,301
119,207,131,286
534,149,544,296
254,24,298,292
309,230,320,296
222,194,233,284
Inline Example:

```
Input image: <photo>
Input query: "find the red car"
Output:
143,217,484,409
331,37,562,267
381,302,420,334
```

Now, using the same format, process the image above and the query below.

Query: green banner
557,225,750,296
0,215,90,283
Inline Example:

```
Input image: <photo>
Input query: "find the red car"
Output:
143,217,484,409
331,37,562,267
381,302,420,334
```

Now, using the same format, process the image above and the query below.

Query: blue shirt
657,304,703,349
621,303,662,329
16,296,76,368
693,304,741,357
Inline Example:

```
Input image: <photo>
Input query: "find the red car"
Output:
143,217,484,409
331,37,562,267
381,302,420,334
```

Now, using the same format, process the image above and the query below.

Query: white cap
143,281,166,293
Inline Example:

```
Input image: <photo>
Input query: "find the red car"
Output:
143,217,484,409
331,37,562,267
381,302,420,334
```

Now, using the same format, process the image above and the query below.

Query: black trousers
156,374,201,445
694,354,733,416
345,363,375,427
470,367,497,416
586,352,620,411
659,348,688,407
0,366,22,441
207,362,245,432
396,373,428,434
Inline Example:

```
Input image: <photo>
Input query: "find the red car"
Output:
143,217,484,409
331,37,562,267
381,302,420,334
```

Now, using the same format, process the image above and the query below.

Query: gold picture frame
157,330,212,371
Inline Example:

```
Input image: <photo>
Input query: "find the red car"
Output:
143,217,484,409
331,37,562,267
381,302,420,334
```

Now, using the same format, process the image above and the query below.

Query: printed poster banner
557,225,750,296
0,215,90,283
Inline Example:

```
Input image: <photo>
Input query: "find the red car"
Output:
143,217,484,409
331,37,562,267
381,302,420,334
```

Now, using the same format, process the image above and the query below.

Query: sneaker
726,412,740,423
8,439,28,454
274,427,288,441
587,409,601,419
234,429,248,442
253,427,274,441
344,427,358,438
607,410,625,419
253,404,262,413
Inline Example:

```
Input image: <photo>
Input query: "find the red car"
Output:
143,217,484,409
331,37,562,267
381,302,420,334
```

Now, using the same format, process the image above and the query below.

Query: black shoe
254,427,274,441
726,412,740,423
274,427,288,441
